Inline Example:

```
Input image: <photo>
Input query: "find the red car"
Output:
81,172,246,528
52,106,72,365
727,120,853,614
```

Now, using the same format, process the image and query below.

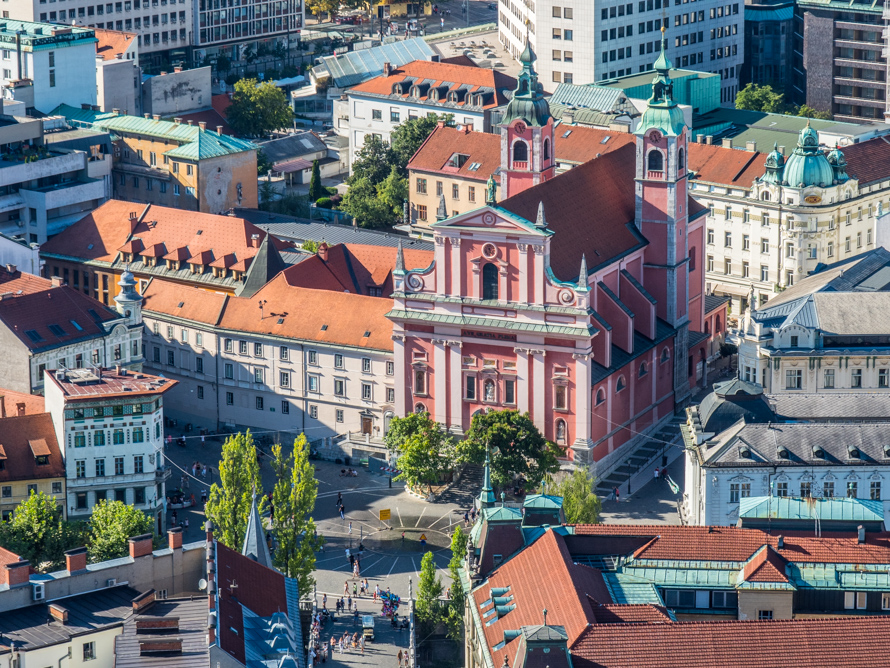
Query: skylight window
562,130,573,138
69,320,83,331
48,324,66,336
600,136,611,144
467,162,482,171
24,329,43,342
320,324,328,331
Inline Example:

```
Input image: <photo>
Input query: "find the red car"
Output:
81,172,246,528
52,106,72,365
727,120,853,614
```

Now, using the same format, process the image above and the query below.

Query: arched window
660,348,671,363
715,315,722,333
639,362,648,378
761,191,771,201
705,322,711,335
647,150,663,172
555,419,567,446
595,388,606,406
678,147,685,170
512,140,528,163
414,369,426,395
414,403,427,414
616,376,626,392
543,138,551,161
482,262,499,300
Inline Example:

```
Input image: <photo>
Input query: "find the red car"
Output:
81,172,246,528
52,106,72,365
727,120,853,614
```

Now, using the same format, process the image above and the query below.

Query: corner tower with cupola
634,30,696,406
498,33,555,200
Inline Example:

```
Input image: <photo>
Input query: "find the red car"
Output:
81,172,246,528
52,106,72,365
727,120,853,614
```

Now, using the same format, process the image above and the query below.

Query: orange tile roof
349,60,516,110
45,367,177,401
40,200,289,267
0,267,53,296
554,126,636,165
840,136,890,185
0,413,65,481
177,108,234,136
741,546,789,583
687,143,767,187
570,616,890,668
94,28,137,61
0,388,44,416
573,524,890,564
588,603,672,624
408,125,500,181
144,274,396,351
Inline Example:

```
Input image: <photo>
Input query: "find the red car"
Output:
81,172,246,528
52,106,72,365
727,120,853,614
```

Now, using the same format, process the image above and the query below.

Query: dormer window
450,153,469,168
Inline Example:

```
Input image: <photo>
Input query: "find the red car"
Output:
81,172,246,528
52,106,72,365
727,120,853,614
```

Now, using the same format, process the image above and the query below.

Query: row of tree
735,83,832,120
1,492,155,572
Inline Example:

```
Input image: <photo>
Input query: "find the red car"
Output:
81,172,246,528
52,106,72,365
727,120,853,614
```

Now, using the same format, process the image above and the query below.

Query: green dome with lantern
760,142,786,185
500,37,552,127
782,122,835,188
635,30,686,137
827,143,849,183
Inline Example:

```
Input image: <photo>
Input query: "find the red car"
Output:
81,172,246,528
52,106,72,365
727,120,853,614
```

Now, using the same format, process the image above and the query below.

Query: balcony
834,58,885,70
0,151,87,187
833,94,886,108
155,465,172,481
835,39,884,50
512,160,528,170
834,77,885,89
68,471,158,488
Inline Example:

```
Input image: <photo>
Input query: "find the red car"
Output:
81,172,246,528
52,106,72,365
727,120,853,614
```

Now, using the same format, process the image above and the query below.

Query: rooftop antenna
542,608,548,626
258,299,267,319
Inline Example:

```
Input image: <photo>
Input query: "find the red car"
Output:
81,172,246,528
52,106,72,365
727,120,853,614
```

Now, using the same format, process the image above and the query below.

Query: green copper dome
501,38,551,127
782,122,834,188
760,142,786,185
827,144,849,183
635,31,686,137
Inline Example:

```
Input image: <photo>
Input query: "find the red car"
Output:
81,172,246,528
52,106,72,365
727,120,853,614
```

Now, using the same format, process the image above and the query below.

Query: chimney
562,110,575,124
128,533,154,559
114,364,122,375
186,119,194,126
174,66,182,73
0,395,4,418
696,134,704,143
705,135,713,145
746,140,756,152
81,103,91,110
251,233,260,248
152,114,160,121
858,525,866,544
160,71,167,76
198,121,206,131
4,263,15,274
2,560,30,588
778,145,785,155
216,126,223,134
112,108,120,115
173,117,181,125
144,113,150,119
51,276,63,287
383,61,392,77
777,535,784,550
15,403,24,417
64,547,87,573
48,603,69,624
722,138,733,149
317,241,329,261
168,526,183,550
132,589,156,614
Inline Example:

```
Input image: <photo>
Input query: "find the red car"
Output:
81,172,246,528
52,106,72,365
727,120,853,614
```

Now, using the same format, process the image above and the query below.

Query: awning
710,283,750,298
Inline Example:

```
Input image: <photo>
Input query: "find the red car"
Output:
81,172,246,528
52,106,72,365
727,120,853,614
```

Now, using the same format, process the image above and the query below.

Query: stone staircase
438,463,485,507
595,418,684,497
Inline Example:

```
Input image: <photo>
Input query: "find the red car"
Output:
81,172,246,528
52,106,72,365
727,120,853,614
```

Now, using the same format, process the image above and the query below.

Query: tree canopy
458,410,561,492
553,468,602,525
308,159,326,201
416,551,444,632
385,412,457,493
0,492,84,571
445,525,468,639
205,431,265,549
735,83,786,114
271,435,324,595
88,500,155,563
389,114,452,177
350,134,394,186
227,78,292,137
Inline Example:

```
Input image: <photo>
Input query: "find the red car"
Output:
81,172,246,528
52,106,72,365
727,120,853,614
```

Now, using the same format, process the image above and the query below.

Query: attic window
278,318,285,324
177,302,184,308
450,153,469,168
25,329,43,342
87,243,94,250
562,130,572,138
467,162,482,171
70,320,83,331
88,309,101,321
320,324,328,331
48,324,66,336
363,331,371,338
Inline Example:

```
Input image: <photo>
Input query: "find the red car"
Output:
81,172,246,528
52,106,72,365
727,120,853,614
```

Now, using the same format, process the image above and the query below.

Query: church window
543,138,551,161
555,419,567,446
555,385,567,410
414,369,427,395
595,388,606,405
482,263,499,300
616,376,627,392
639,362,648,377
678,148,685,170
512,140,528,163
414,403,427,414
647,149,663,172
660,348,670,363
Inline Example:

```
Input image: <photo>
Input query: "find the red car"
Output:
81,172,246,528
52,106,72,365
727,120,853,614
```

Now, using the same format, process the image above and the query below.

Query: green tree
735,83,786,113
458,410,561,492
797,104,832,120
257,148,273,176
308,0,339,17
271,435,324,595
349,134,394,186
389,114,452,177
259,179,277,206
0,492,84,571
205,431,265,549
308,159,325,201
416,551,444,631
302,238,319,253
385,412,457,493
339,176,397,228
378,165,408,215
227,78,293,137
553,468,602,525
88,500,154,563
445,525,468,639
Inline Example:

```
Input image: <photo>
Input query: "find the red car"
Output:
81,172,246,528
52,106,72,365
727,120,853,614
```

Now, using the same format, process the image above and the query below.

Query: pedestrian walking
374,584,379,601
201,489,207,504
344,580,349,595
654,467,660,481
353,582,358,597
339,506,345,520
360,635,365,654
201,434,205,449
464,511,469,526
398,649,404,667
613,486,620,502
336,492,342,507
363,578,369,594
171,509,177,524
192,462,197,477
202,465,207,480
348,521,353,534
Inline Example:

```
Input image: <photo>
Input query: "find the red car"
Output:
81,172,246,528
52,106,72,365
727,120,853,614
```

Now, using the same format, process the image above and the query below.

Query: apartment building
193,0,304,65
95,28,141,116
741,0,794,100
7,0,192,70
44,363,176,525
498,0,744,105
0,265,143,394
0,412,66,521
54,105,257,213
690,128,890,314
794,0,886,122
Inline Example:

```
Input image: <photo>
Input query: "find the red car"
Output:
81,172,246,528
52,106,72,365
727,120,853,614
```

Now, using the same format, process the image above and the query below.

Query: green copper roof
522,494,563,510
483,506,523,522
738,496,884,523
635,31,686,137
781,122,834,188
603,573,666,605
500,38,552,127
53,104,256,159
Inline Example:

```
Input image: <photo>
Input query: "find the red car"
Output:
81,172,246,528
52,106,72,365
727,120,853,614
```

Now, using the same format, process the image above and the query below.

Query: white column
532,351,546,431
434,236,447,295
393,333,407,417
516,348,530,414
573,353,592,445
450,237,463,297
433,339,448,425
532,245,545,304
449,343,463,431
517,244,529,304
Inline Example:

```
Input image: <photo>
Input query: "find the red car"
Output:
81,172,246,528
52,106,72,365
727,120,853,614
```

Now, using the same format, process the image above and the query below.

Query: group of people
463,507,478,526
344,578,371,597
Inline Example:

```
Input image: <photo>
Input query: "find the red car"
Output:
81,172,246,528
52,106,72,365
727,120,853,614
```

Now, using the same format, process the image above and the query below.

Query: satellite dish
198,578,208,591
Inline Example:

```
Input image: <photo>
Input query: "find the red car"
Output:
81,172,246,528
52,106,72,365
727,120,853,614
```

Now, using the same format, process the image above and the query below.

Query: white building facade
498,0,743,105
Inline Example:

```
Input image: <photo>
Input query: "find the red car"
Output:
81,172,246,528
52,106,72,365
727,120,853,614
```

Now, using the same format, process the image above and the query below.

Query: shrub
315,197,333,209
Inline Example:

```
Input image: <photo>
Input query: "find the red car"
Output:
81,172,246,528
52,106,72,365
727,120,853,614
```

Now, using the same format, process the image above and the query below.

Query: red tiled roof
408,125,500,181
0,388,44,416
589,603,672,624
554,126,636,165
0,267,51,296
0,285,120,351
177,107,234,136
742,546,789,583
472,530,609,667
840,135,890,184
500,144,644,281
570,616,890,668
142,278,228,326
45,368,177,401
349,60,516,109
687,143,766,187
212,93,232,118
94,28,137,61
572,524,890,564
40,200,289,267
0,413,65,481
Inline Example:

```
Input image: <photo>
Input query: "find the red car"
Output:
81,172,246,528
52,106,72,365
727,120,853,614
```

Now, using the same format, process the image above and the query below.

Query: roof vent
848,445,860,460
812,444,825,459
739,444,751,459
777,445,789,459
777,535,784,550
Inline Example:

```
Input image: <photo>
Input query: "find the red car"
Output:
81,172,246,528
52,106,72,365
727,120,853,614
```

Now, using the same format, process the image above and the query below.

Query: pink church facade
388,38,707,470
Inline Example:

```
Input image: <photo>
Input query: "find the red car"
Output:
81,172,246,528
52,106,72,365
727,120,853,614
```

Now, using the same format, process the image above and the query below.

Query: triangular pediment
430,205,551,237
